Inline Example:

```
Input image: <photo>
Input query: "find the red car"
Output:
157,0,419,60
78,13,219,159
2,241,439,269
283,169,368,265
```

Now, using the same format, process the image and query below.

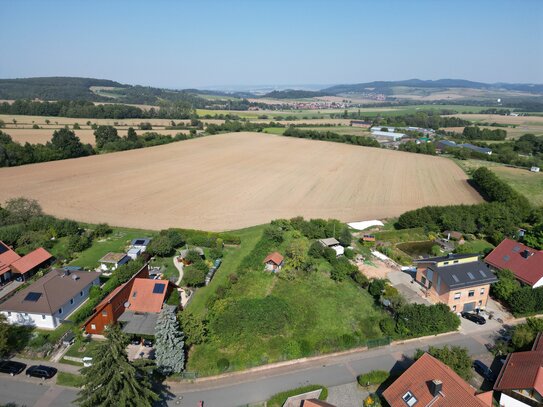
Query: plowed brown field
0,132,482,231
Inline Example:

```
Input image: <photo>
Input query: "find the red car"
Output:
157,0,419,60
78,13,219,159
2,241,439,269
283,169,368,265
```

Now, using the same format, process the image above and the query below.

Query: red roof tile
263,252,284,266
484,238,543,286
126,279,169,313
10,248,53,275
0,241,21,276
382,353,490,407
494,347,543,395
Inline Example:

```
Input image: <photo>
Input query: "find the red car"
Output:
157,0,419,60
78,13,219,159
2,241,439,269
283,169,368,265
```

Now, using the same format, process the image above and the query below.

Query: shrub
357,370,390,387
368,279,386,298
264,226,284,244
93,223,112,238
146,235,174,257
183,265,206,287
216,358,230,372
415,346,472,380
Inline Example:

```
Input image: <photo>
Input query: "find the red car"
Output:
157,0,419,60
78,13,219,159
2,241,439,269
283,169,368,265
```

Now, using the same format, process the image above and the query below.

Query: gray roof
436,140,457,148
130,238,152,246
179,247,204,257
0,269,99,314
118,311,159,336
414,253,477,264
459,143,492,154
319,238,341,247
429,260,497,289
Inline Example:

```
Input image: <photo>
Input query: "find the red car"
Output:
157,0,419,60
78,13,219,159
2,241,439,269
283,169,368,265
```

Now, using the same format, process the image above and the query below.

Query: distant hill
322,79,543,96
0,77,249,107
0,77,126,101
261,89,332,99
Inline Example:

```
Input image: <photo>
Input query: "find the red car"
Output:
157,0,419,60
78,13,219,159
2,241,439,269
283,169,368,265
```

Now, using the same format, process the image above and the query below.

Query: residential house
382,352,492,407
0,269,100,329
493,333,543,407
414,253,497,312
302,400,336,407
484,239,543,288
84,263,149,334
443,230,464,242
118,279,175,336
263,252,284,272
84,263,175,335
319,238,345,257
99,252,130,272
436,140,458,153
0,241,53,284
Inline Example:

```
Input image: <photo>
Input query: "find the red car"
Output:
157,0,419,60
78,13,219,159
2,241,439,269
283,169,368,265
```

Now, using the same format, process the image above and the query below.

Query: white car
82,357,93,367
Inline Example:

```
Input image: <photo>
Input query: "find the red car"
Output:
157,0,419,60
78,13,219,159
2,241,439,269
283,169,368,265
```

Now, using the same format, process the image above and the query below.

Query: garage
463,302,476,312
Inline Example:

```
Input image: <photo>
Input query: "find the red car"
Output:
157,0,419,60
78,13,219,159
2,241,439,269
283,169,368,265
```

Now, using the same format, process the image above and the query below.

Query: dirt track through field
0,132,483,231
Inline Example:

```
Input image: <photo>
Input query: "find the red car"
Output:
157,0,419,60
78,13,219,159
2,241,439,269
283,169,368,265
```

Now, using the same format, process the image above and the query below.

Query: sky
1,0,542,89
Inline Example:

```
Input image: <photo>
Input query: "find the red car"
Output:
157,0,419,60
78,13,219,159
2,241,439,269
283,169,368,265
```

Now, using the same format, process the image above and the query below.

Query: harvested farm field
0,132,483,231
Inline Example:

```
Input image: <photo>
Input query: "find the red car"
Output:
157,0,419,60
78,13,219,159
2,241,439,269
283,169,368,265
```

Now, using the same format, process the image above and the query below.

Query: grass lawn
187,224,266,318
456,239,494,255
263,127,286,135
56,372,84,388
187,227,387,375
451,158,543,206
69,226,156,269
150,255,178,281
374,227,428,244
65,339,101,359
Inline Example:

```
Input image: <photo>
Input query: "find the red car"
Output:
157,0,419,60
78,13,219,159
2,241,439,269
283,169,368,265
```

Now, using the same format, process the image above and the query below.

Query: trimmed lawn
57,372,84,388
65,339,101,359
69,227,156,269
456,239,494,255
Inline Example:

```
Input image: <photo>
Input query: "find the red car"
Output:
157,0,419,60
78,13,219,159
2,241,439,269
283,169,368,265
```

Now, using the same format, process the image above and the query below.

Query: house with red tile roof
84,263,176,336
0,241,53,284
264,252,284,273
494,333,543,407
382,353,492,407
484,238,543,288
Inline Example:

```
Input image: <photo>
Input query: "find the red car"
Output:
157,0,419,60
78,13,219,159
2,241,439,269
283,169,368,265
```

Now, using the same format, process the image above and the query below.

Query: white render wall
533,277,543,289
1,277,99,329
500,393,531,407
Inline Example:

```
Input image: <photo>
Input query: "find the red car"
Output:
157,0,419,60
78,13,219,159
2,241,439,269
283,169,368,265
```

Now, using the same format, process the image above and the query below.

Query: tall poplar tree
76,326,158,407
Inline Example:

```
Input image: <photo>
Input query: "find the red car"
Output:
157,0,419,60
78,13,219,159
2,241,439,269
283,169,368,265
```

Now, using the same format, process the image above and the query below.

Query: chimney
522,250,533,259
429,379,442,397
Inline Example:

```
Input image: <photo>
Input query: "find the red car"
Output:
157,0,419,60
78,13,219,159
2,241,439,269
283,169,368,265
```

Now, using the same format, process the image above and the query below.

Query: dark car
473,360,495,381
26,365,57,379
143,339,153,348
461,312,486,325
130,338,141,345
0,360,26,376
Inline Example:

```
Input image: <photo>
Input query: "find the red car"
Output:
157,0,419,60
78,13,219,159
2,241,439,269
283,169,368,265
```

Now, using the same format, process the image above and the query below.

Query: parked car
143,339,153,348
130,338,141,345
461,312,486,325
0,360,26,376
82,357,93,367
473,360,495,381
62,331,76,346
26,365,57,379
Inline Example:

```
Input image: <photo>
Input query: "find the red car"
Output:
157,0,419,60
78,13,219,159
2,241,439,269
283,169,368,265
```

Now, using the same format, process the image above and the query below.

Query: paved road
0,325,502,407
0,375,77,407
164,327,499,407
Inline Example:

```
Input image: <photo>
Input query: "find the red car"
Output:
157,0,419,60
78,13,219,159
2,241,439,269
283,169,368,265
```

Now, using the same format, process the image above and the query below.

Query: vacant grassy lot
186,229,387,375
0,132,482,231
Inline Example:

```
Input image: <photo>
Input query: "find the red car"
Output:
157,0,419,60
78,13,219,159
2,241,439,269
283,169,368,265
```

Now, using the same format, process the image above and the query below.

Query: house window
478,300,483,306
7,312,11,317
58,308,62,314
452,305,457,312
402,391,418,406
454,292,461,300
102,310,108,317
453,260,459,264
70,298,74,305
42,315,46,319
421,276,427,286
480,288,485,295
444,262,449,265
80,291,83,297
468,290,475,297
90,324,96,330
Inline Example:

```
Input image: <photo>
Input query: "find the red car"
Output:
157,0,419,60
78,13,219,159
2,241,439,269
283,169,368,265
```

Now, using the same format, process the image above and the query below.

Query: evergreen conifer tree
155,306,185,375
76,326,158,407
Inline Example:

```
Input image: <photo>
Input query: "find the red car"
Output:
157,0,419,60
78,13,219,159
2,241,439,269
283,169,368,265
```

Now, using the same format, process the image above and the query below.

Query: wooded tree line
397,167,533,244
283,127,380,147
461,126,507,140
0,99,194,119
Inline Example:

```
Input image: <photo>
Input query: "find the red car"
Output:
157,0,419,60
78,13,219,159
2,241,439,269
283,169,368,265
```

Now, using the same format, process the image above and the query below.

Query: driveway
387,270,432,305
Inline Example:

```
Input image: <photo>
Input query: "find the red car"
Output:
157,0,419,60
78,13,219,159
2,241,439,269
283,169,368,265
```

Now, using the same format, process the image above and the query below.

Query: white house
99,252,130,272
0,269,100,329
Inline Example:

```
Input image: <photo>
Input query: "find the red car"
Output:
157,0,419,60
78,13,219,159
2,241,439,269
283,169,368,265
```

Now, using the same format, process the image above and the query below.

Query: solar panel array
467,272,475,280
153,283,165,294
0,243,8,255
24,292,42,302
